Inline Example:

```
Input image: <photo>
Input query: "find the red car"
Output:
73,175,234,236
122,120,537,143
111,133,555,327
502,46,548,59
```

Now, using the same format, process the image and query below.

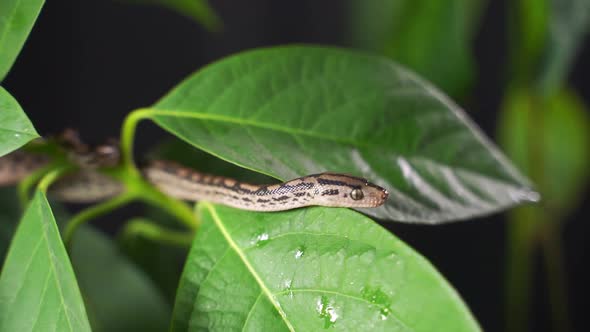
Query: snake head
313,173,389,208
94,140,120,167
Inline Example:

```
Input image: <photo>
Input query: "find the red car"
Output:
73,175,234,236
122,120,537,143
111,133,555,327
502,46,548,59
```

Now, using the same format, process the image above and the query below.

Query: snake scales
0,134,388,211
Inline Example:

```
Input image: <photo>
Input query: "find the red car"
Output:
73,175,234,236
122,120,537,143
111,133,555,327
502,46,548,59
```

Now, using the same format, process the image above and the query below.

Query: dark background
3,1,589,331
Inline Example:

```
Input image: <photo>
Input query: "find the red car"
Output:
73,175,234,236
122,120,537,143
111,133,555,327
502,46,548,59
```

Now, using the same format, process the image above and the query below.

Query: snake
0,134,389,210
143,160,388,211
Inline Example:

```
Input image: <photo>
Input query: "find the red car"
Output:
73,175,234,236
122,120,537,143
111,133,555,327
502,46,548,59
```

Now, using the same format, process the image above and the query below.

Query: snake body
0,146,388,210
0,149,125,203
0,151,50,186
144,160,388,211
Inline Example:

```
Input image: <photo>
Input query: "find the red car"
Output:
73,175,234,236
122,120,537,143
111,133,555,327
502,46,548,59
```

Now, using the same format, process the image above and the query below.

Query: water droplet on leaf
361,286,393,322
316,296,339,328
361,286,390,305
254,232,270,247
283,279,294,298
294,245,305,259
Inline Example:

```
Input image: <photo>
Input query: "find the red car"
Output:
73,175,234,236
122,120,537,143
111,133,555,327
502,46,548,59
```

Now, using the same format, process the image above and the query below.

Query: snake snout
381,189,389,201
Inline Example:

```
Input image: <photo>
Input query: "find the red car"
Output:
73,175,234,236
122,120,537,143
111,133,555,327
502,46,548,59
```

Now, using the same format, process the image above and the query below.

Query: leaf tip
512,187,541,204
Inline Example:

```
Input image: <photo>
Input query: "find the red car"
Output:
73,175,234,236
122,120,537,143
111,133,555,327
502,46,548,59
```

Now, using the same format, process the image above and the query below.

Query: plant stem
120,108,153,172
118,108,199,230
505,207,538,332
119,218,194,247
134,177,199,230
37,166,73,193
59,165,197,245
63,192,136,247
18,162,59,209
540,223,571,332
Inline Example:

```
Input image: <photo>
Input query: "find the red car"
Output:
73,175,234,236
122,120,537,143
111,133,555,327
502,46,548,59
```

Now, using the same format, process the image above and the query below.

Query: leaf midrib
149,109,374,149
148,109,525,190
204,202,296,332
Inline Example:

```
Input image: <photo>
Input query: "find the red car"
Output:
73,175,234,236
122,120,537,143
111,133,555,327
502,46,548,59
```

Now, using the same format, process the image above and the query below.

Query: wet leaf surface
170,203,481,331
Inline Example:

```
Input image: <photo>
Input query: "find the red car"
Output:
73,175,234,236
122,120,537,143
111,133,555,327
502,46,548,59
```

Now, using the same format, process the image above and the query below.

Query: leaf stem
63,192,136,247
57,164,198,245
119,218,194,247
18,162,59,209
37,166,73,193
120,108,154,172
540,223,571,332
118,108,199,230
134,178,199,231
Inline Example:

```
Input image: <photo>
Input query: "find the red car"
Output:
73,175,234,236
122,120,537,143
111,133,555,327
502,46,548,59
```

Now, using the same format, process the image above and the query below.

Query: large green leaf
0,0,45,81
0,86,39,156
145,46,536,224
348,0,485,97
0,191,91,332
171,203,481,331
70,226,172,332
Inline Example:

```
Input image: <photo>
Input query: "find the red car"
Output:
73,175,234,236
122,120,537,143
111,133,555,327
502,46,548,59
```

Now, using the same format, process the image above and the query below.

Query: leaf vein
29,272,52,332
240,291,263,332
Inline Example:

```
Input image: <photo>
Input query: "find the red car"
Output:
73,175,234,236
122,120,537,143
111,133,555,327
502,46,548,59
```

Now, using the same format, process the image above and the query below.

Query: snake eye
350,188,364,200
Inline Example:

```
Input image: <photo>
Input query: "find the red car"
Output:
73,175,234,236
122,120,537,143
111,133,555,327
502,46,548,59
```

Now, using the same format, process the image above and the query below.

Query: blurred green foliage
348,0,486,97
499,88,590,217
502,0,590,331
350,0,589,331
121,0,222,31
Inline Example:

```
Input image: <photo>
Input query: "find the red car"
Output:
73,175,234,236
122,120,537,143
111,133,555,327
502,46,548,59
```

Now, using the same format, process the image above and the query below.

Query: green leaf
171,204,481,331
1,188,71,268
123,0,221,31
498,87,590,217
537,0,590,92
0,191,91,332
348,0,485,97
70,225,172,332
145,46,536,224
0,0,45,81
0,86,39,156
0,186,172,331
